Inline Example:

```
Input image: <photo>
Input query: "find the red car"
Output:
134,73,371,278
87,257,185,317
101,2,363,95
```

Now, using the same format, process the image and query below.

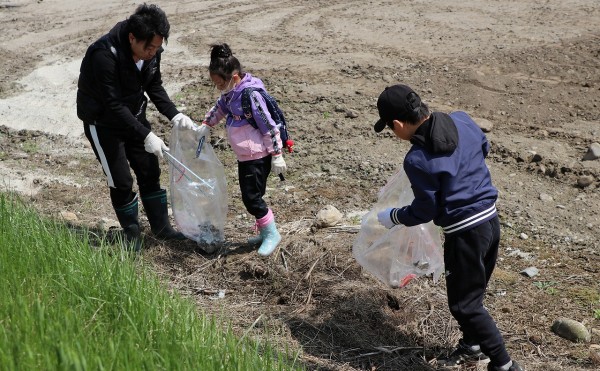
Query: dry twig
304,251,328,280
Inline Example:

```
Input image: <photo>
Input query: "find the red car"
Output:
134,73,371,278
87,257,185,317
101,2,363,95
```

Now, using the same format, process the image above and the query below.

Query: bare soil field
1,1,599,370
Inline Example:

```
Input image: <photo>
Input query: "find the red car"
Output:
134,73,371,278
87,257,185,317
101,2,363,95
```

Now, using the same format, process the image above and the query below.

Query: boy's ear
232,72,242,83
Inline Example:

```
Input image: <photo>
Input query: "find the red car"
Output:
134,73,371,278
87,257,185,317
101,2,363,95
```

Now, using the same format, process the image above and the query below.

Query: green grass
20,141,38,154
0,194,300,370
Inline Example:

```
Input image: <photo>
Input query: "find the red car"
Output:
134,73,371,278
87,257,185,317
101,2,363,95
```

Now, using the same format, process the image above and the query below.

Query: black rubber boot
141,189,186,240
114,194,142,252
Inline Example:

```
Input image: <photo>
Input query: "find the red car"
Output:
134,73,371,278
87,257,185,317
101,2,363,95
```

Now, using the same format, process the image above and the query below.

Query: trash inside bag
168,125,227,251
352,168,444,288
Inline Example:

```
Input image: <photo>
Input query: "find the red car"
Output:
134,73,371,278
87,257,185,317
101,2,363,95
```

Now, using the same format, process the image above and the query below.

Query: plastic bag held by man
168,124,227,251
352,168,444,288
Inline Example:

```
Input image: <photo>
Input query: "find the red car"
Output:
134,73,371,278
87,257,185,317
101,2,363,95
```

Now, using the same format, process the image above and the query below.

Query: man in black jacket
77,4,194,250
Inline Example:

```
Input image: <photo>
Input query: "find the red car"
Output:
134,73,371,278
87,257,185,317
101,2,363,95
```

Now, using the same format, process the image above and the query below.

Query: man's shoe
438,339,489,367
487,360,524,371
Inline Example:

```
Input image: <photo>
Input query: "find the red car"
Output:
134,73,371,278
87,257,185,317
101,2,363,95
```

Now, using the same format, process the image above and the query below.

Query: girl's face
210,73,238,93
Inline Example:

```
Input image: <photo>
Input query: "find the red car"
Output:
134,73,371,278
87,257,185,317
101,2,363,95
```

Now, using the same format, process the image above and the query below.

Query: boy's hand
377,207,399,229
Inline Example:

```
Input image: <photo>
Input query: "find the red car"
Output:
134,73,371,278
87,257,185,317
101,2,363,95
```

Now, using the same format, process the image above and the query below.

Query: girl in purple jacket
194,43,287,257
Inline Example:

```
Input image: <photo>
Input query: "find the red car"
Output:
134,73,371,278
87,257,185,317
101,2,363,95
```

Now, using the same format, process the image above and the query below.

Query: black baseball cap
374,84,422,132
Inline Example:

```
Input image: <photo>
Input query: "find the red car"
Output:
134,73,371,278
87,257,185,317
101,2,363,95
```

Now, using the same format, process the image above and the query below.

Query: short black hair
127,3,170,44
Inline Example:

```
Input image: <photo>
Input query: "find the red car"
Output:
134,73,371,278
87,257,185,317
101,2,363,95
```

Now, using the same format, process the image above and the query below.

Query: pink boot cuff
256,209,274,228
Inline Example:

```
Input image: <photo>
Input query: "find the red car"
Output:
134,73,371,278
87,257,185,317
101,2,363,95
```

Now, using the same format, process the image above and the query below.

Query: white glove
171,113,195,130
144,132,169,158
271,154,287,175
377,207,399,229
195,123,211,141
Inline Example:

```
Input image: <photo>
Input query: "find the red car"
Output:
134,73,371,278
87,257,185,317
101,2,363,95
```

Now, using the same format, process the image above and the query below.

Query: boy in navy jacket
374,84,523,371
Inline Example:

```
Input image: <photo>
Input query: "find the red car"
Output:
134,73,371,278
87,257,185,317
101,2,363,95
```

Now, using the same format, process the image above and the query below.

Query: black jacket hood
108,21,131,57
410,112,458,154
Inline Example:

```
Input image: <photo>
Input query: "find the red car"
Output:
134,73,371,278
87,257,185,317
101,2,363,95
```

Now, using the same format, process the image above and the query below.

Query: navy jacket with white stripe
390,111,498,235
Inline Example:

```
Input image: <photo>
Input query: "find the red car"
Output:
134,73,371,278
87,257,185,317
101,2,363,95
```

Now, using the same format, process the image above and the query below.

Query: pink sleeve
202,99,227,127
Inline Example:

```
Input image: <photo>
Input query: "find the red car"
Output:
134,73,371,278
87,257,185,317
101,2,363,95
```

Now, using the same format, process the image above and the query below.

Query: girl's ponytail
209,43,242,80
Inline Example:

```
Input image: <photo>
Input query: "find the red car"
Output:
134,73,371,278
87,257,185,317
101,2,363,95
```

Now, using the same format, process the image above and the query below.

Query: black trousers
443,216,510,367
84,122,161,207
238,156,271,220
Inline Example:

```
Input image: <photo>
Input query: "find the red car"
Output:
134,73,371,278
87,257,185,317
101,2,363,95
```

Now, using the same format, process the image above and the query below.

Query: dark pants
84,122,161,207
444,216,510,367
238,156,271,219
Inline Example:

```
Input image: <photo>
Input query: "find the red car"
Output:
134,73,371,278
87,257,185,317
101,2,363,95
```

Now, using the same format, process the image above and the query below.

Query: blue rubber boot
257,221,281,257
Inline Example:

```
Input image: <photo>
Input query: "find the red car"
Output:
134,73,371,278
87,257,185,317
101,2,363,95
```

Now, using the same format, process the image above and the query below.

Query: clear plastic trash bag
168,125,227,250
352,168,444,288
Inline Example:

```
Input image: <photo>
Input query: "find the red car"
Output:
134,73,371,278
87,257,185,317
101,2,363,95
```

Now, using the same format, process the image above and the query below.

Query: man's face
129,33,163,62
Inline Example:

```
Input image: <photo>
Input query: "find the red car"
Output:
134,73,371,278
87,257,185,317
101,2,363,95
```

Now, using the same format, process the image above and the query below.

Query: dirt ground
1,0,600,370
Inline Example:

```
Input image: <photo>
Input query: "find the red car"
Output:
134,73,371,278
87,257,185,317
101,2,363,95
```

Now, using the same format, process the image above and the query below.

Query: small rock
508,249,533,260
345,109,358,119
539,193,553,202
520,266,539,277
97,218,120,231
538,163,546,174
314,205,343,228
519,233,529,240
474,117,494,132
529,153,543,163
551,318,591,343
382,74,394,83
577,175,594,188
582,142,600,161
522,150,542,163
58,211,78,223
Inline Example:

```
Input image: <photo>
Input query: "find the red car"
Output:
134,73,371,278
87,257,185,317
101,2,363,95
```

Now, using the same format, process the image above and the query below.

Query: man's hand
171,113,195,130
377,207,399,229
271,154,287,175
144,132,169,158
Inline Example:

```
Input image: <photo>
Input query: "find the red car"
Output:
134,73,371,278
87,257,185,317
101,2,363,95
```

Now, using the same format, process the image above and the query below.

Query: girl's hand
196,123,211,141
271,155,287,175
